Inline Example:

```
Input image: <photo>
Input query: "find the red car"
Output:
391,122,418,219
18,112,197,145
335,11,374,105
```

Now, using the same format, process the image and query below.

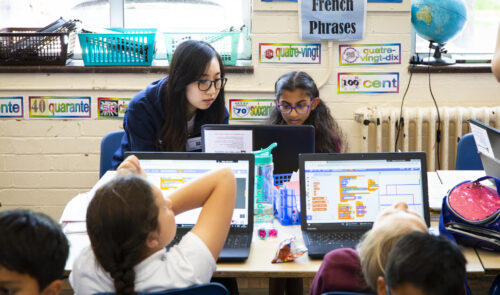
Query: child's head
0,209,69,295
357,202,427,291
273,71,320,126
86,175,175,294
269,71,345,153
160,39,227,151
377,231,466,295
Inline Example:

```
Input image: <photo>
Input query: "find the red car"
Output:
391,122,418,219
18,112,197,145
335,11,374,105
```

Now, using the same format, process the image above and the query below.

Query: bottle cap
253,142,277,165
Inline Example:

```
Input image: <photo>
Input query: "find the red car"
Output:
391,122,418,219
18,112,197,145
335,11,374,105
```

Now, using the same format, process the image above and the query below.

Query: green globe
411,0,467,45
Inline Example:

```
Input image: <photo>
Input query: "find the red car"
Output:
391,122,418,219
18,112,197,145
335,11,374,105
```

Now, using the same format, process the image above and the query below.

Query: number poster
29,96,91,118
230,99,275,121
98,97,131,119
0,97,23,118
338,73,399,93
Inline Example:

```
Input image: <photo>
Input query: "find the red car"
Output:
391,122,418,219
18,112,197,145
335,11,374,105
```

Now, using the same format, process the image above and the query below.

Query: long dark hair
268,71,346,153
86,175,159,295
158,40,227,151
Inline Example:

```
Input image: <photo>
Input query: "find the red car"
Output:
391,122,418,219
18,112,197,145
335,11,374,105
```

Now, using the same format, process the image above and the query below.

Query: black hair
86,175,159,295
268,71,346,153
158,39,227,151
385,232,466,295
0,209,69,290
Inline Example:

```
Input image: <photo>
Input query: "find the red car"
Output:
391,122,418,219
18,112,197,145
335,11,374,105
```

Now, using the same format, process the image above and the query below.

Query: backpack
439,176,500,252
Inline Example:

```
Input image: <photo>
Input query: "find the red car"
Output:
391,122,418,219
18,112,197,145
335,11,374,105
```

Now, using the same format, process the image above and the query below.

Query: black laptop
469,118,500,178
299,152,430,259
125,151,254,262
201,124,315,174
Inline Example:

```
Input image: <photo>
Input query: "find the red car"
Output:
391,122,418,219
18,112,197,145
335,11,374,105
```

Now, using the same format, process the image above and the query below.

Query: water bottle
253,143,278,225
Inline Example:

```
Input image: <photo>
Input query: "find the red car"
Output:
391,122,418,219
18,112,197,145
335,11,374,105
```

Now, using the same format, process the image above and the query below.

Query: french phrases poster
299,0,366,40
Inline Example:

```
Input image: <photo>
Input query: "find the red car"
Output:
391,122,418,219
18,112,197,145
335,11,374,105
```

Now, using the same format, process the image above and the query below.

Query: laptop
469,118,500,178
299,152,430,259
124,151,255,262
201,124,315,174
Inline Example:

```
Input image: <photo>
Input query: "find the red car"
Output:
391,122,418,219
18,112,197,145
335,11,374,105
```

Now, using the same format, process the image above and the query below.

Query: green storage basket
164,32,240,66
78,28,156,66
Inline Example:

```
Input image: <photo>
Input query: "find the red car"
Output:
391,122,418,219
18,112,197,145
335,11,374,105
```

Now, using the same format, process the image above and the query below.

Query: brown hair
86,175,159,294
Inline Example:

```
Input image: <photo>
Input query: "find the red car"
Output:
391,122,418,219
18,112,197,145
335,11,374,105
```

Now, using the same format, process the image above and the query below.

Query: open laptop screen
201,124,315,174
300,152,430,230
126,152,254,230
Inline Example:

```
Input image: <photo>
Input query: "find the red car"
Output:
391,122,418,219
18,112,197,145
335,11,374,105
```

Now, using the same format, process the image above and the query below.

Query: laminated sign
299,0,366,41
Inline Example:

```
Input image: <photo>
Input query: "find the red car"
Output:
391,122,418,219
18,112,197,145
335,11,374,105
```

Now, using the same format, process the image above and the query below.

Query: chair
455,133,484,170
99,130,125,178
96,282,229,295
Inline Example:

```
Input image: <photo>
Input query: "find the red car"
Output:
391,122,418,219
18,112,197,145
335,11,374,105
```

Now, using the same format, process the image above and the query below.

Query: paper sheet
203,129,253,153
470,124,495,158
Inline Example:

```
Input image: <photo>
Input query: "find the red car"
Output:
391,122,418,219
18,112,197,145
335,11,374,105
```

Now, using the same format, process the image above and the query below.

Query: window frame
108,0,252,61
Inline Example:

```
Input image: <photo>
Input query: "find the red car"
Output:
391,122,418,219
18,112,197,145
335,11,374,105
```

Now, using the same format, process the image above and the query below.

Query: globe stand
422,41,455,65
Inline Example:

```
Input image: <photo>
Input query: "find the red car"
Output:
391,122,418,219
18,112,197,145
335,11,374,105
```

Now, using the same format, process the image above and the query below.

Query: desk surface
63,170,487,277
65,222,484,276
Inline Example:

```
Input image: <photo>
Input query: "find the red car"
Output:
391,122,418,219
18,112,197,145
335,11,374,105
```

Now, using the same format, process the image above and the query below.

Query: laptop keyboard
307,232,362,248
224,234,250,249
167,232,250,250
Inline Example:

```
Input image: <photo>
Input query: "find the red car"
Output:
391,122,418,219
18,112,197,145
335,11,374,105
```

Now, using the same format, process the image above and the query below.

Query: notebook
469,118,500,178
124,151,255,262
201,124,315,174
299,152,430,259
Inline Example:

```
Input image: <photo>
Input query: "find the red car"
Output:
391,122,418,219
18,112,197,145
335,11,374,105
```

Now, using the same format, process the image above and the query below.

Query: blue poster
300,0,366,41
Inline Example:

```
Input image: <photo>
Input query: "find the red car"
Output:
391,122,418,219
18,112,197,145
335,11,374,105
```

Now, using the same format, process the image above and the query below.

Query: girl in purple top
267,71,346,153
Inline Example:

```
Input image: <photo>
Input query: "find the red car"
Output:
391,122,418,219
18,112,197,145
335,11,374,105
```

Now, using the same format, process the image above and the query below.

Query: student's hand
117,155,146,177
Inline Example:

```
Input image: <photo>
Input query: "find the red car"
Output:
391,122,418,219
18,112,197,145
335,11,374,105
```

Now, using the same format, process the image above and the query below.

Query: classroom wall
1,0,499,220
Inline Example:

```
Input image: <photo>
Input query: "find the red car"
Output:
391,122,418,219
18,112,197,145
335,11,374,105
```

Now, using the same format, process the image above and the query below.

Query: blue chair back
99,130,125,178
455,133,484,170
95,282,229,295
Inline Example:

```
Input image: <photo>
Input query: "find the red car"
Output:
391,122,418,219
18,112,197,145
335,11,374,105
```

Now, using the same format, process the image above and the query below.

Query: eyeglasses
277,101,314,114
197,77,227,91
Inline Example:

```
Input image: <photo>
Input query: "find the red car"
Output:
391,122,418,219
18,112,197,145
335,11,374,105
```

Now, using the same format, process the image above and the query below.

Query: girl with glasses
268,71,346,153
112,40,229,169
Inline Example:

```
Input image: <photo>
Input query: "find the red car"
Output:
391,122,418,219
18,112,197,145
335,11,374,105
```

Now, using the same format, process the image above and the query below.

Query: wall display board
0,97,23,118
259,43,321,64
230,99,275,121
299,0,366,41
338,72,399,93
98,97,131,119
29,96,91,119
339,43,401,65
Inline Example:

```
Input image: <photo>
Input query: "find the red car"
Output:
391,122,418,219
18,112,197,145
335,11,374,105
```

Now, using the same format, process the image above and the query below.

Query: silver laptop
299,152,430,259
124,151,254,262
469,118,500,178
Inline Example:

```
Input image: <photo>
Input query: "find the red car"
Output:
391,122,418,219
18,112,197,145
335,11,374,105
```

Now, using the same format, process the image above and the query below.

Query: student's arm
492,22,500,82
168,168,236,260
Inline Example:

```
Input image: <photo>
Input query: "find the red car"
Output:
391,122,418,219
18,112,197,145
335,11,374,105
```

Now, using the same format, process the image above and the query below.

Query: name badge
186,136,202,151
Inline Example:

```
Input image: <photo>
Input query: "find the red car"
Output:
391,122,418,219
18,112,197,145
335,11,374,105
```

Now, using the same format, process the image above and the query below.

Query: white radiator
354,106,500,171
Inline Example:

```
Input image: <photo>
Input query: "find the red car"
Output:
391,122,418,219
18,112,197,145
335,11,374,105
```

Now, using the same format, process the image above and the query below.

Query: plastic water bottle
253,143,278,225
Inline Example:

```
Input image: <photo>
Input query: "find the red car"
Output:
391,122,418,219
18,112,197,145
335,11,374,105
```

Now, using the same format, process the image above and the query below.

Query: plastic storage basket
273,174,292,187
78,28,157,66
164,32,240,66
0,27,76,65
